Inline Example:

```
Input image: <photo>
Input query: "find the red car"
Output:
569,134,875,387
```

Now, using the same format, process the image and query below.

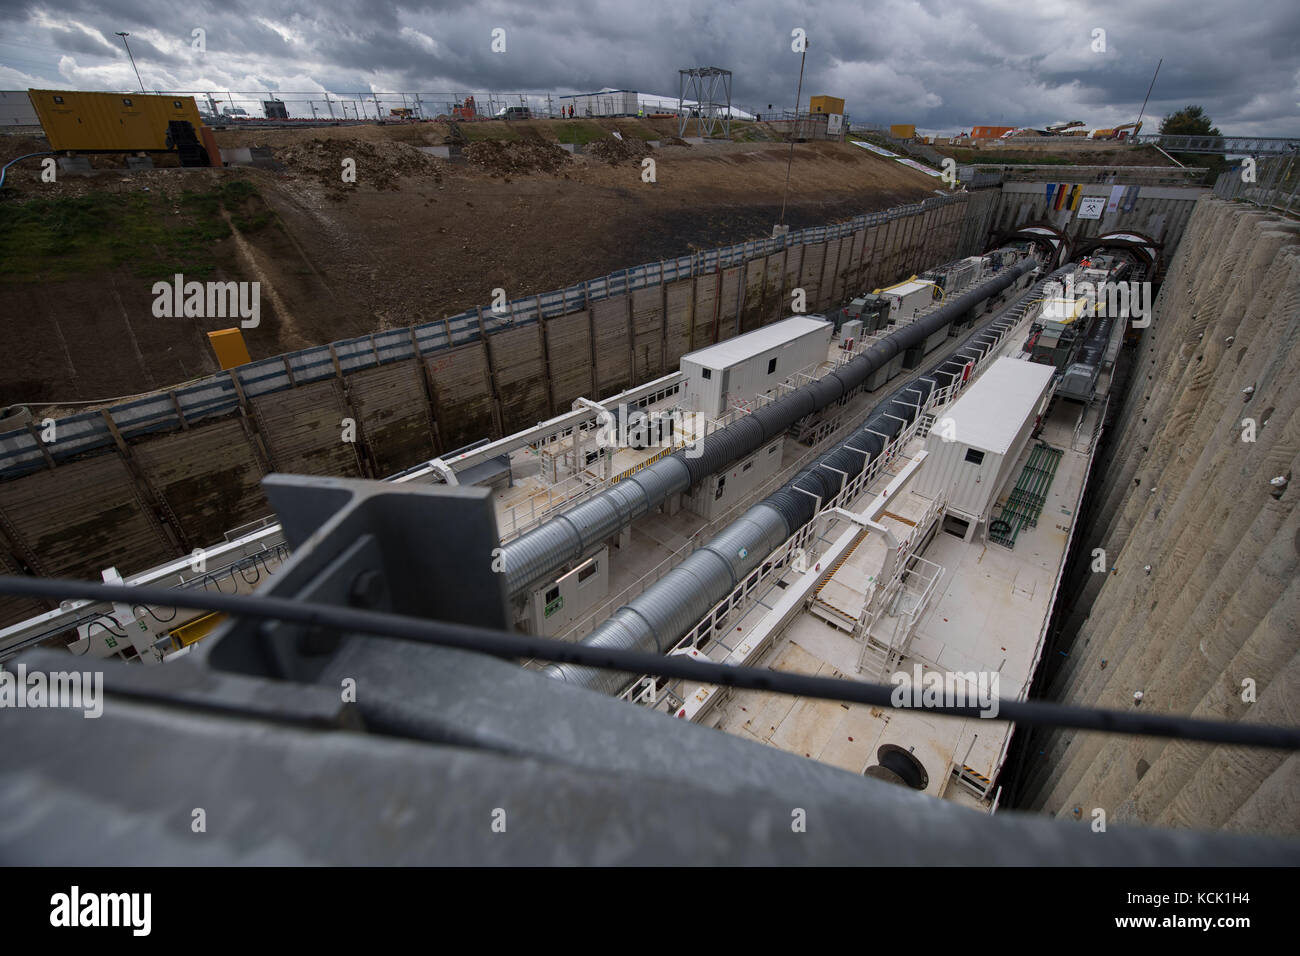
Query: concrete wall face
989,183,1207,273
0,190,1023,627
1020,197,1300,837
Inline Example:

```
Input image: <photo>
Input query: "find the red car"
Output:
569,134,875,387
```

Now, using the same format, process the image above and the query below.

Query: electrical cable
0,151,54,190
1,574,1297,751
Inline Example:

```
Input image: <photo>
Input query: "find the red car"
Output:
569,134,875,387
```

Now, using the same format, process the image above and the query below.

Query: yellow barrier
169,612,224,650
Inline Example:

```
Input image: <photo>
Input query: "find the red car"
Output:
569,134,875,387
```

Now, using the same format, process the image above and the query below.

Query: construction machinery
452,97,478,120
1092,121,1143,141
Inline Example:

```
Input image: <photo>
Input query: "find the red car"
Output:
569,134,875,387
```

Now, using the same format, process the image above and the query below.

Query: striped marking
813,529,866,597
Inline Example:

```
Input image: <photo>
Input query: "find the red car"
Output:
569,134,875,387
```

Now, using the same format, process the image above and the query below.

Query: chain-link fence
153,90,776,123
172,90,583,122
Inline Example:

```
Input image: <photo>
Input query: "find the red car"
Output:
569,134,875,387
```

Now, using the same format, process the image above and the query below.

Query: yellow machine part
169,612,224,649
809,95,845,115
208,328,252,370
889,124,916,139
28,89,206,152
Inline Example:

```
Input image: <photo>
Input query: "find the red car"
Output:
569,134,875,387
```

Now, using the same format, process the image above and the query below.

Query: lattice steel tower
677,67,733,138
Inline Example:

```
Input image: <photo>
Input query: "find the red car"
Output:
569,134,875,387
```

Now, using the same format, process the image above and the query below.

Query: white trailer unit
680,317,832,420
683,437,784,520
913,358,1055,536
873,277,940,325
531,547,609,636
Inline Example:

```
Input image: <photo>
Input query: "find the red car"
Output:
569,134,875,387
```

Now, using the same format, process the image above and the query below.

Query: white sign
1077,196,1106,220
850,140,900,158
826,113,843,134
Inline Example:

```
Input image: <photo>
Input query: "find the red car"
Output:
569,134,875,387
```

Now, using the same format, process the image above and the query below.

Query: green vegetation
552,121,610,145
1160,105,1221,137
0,178,271,281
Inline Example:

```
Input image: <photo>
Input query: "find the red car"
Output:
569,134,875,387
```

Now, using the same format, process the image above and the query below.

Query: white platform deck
663,306,1114,811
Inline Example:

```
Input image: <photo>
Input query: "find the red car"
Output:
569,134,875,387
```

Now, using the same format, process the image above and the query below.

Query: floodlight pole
115,32,145,92
779,39,808,227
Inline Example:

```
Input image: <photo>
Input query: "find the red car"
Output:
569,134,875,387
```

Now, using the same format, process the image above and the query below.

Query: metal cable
1,575,1297,751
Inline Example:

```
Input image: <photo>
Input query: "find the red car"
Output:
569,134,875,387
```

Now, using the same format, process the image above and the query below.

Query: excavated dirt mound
274,137,443,192
463,139,570,176
585,136,643,165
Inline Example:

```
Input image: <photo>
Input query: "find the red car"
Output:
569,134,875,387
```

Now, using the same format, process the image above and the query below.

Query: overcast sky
0,0,1296,135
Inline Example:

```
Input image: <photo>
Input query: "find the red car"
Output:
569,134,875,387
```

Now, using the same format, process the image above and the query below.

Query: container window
52,95,64,104
122,98,133,106
545,586,559,603
767,358,777,374
577,562,598,584
742,461,753,472
173,100,183,109
702,368,712,380
964,449,985,465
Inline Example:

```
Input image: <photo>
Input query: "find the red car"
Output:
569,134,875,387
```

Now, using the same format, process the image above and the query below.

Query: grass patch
0,178,271,282
552,121,609,145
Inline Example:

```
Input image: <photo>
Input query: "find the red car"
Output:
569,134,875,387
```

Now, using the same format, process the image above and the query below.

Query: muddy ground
1,119,942,410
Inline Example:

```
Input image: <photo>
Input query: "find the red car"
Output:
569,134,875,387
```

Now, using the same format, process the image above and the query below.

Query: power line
1,575,1297,751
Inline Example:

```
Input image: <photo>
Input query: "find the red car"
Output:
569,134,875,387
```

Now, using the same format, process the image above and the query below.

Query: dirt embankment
0,122,941,407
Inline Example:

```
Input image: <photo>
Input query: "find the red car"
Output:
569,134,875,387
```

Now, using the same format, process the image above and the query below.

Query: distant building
558,90,639,117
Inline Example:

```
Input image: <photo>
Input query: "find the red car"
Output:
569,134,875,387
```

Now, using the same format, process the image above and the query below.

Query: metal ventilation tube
502,255,1039,600
543,266,1069,693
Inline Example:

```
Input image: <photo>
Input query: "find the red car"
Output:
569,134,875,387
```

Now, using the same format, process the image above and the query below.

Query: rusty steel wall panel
739,258,766,333
691,273,719,349
345,360,437,476
131,417,269,548
0,454,173,579
545,312,594,408
629,287,665,383
591,295,631,398
490,324,550,434
252,379,363,478
426,343,495,450
663,280,694,367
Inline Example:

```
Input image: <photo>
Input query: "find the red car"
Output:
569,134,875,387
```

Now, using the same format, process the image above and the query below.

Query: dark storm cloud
0,0,1296,134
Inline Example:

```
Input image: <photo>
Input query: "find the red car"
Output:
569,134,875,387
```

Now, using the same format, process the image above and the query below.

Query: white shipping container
914,358,1055,526
680,317,832,419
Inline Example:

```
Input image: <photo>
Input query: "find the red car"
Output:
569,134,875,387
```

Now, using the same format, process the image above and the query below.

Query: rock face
1022,197,1300,835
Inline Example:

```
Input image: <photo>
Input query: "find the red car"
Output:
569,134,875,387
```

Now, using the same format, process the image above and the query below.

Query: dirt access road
0,118,940,409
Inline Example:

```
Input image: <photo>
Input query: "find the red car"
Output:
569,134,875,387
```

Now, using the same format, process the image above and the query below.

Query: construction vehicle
452,97,478,120
389,107,414,120
1091,121,1142,141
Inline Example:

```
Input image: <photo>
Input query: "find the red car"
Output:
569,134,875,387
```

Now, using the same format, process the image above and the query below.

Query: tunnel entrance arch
987,223,1071,269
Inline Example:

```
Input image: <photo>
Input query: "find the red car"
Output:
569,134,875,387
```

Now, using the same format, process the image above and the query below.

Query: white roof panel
681,317,830,370
941,357,1055,455
881,279,936,298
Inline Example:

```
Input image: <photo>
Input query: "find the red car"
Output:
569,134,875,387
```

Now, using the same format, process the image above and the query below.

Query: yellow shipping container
28,89,205,152
890,124,916,139
809,95,844,115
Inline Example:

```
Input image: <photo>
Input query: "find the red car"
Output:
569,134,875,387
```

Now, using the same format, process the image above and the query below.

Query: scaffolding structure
677,67,733,138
